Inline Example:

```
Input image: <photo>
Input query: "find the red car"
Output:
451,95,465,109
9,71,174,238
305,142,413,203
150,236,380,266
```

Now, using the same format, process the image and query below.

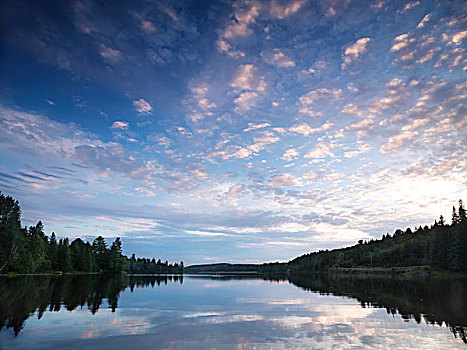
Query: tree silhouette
452,206,459,224
459,200,466,221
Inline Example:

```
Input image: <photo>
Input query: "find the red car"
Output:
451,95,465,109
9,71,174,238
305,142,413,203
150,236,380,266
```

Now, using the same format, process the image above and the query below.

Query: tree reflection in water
288,274,467,344
0,274,464,343
0,274,183,336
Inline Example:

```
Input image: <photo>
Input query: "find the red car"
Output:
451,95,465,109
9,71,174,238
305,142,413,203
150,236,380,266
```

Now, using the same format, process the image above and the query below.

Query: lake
0,274,465,349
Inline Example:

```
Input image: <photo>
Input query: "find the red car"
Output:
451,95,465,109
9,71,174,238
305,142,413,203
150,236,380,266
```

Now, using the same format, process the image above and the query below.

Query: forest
288,200,467,274
1,190,466,276
0,191,183,275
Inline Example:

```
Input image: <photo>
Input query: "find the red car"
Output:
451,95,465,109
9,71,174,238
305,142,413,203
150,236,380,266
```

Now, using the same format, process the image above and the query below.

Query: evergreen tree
458,199,466,221
48,233,58,270
109,237,124,273
0,192,22,272
70,238,87,271
57,238,72,272
83,242,97,272
439,215,445,226
452,206,459,224
28,222,49,272
92,236,109,272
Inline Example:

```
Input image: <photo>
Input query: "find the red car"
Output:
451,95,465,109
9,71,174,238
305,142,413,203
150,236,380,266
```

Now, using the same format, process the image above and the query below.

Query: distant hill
185,262,286,275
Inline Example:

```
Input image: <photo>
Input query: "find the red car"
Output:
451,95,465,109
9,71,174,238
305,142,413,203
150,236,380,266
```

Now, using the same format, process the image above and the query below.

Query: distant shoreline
2,268,466,279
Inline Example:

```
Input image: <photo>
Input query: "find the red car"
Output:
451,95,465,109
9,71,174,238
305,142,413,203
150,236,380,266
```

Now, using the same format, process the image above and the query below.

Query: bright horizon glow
0,0,466,264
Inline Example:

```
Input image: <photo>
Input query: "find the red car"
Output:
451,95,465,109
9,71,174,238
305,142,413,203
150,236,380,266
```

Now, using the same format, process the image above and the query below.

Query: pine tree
92,236,109,272
0,192,23,272
109,237,124,273
48,232,58,270
452,206,459,224
57,238,72,272
439,215,445,226
458,199,466,221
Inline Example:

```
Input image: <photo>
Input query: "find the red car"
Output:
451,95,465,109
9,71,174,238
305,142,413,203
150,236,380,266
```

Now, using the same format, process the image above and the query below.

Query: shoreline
2,266,466,279
329,266,467,278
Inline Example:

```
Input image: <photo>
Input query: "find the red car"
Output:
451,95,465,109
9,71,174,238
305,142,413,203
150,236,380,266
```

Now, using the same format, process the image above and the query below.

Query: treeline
0,191,182,274
289,200,467,274
128,254,183,274
184,262,287,275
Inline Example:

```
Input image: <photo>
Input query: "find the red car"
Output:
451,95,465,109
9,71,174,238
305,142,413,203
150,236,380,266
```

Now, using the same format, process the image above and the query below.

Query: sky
0,0,466,265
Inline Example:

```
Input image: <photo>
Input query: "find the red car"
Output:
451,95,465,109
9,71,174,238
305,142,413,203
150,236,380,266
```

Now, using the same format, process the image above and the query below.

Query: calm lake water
0,274,466,349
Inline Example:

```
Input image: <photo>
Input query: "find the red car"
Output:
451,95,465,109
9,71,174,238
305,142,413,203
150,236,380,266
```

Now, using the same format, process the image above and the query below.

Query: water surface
0,274,465,349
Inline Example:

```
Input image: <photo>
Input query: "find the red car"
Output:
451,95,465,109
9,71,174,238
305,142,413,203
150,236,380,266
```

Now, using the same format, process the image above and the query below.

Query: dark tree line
127,254,183,274
184,262,287,275
0,191,183,274
289,200,467,274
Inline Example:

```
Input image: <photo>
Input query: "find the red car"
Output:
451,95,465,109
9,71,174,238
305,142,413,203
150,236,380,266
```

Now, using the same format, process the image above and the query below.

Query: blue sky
0,0,466,264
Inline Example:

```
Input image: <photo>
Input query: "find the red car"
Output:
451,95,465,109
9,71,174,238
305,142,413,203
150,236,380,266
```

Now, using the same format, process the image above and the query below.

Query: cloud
402,118,430,131
74,143,146,178
346,119,375,139
388,22,465,70
282,148,299,161
0,106,97,157
343,143,372,158
340,103,364,117
223,184,246,205
216,1,260,57
304,143,334,159
189,168,209,181
342,38,371,69
372,1,385,9
133,99,153,114
222,3,260,39
216,39,245,58
289,122,314,136
243,122,271,132
134,13,156,32
234,92,259,112
268,0,305,19
302,171,319,182
451,30,467,45
231,64,266,112
300,88,343,106
231,64,266,92
401,1,420,13
309,222,370,243
186,83,217,122
268,174,303,188
100,44,121,62
217,0,304,58
3,1,467,263
380,130,418,153
289,121,334,136
417,14,430,28
111,121,129,130
263,49,295,67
